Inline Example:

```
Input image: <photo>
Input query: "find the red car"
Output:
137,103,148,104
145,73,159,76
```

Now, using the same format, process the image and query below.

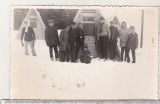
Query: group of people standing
118,22,138,63
45,20,90,63
97,17,138,63
21,16,138,64
21,20,91,63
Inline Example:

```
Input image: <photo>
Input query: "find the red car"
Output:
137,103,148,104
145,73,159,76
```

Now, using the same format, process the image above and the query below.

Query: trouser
60,50,67,62
126,49,136,63
99,36,109,59
49,45,58,60
68,42,76,62
75,41,84,60
24,41,36,56
109,41,117,60
66,47,70,62
121,47,127,61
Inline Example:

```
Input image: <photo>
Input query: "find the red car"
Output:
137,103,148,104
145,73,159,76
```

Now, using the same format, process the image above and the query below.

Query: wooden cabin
74,9,120,57
17,9,46,40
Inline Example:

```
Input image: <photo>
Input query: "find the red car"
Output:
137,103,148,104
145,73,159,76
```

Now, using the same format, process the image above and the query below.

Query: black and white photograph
10,6,158,100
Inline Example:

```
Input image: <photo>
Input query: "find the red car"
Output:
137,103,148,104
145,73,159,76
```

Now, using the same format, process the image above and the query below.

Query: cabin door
83,23,97,57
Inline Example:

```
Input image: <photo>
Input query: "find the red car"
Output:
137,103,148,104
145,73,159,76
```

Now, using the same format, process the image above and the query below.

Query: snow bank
10,30,158,100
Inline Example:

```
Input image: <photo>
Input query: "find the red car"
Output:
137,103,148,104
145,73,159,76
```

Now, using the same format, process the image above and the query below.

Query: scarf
25,26,29,33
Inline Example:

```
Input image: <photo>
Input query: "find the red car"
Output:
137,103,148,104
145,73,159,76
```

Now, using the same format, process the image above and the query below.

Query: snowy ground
10,31,158,100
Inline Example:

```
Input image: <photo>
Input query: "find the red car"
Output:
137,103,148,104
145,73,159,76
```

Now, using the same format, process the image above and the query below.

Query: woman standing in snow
21,21,37,56
119,21,129,62
126,26,138,63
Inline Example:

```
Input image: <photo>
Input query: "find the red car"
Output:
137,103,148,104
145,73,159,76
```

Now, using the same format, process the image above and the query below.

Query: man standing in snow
21,21,37,56
109,21,119,60
45,20,59,61
96,16,111,60
59,25,70,62
75,23,85,61
67,22,78,62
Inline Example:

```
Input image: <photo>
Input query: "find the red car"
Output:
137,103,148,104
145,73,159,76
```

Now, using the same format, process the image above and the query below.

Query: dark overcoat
110,26,119,43
68,28,78,45
126,33,138,50
45,26,59,46
77,28,85,43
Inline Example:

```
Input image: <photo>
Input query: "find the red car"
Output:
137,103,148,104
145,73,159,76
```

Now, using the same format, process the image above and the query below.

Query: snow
10,29,158,100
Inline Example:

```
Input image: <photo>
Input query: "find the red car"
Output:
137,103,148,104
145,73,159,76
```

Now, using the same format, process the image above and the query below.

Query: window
83,17,95,22
30,17,37,28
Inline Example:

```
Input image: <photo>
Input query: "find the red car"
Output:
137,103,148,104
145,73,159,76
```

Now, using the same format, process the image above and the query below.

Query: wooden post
140,10,144,48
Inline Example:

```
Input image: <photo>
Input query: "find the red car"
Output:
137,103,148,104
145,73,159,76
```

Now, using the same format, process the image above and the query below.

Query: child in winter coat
79,44,92,64
126,26,138,63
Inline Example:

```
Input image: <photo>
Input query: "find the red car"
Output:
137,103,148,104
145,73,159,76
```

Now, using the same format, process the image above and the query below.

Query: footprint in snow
76,82,85,88
42,74,47,79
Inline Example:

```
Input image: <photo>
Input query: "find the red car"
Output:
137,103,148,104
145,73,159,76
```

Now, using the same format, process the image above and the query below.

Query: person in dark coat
75,23,85,61
79,44,92,64
119,21,129,61
45,20,59,61
21,21,37,56
59,25,70,62
126,26,138,63
68,22,78,62
109,21,119,60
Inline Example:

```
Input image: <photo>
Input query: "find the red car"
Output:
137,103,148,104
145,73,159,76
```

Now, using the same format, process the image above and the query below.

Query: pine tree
14,9,28,30
14,9,78,30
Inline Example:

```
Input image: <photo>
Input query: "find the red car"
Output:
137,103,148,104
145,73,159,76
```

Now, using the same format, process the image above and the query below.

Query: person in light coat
119,21,129,61
96,16,111,60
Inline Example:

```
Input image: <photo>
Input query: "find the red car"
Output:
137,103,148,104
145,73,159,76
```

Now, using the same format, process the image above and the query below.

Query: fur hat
48,20,54,23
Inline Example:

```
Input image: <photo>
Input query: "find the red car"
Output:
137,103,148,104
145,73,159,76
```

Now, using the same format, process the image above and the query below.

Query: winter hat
130,26,135,30
70,21,76,25
110,21,115,24
99,16,105,20
48,19,54,23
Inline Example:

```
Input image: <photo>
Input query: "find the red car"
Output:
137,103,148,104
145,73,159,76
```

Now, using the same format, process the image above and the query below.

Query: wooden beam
140,10,144,48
